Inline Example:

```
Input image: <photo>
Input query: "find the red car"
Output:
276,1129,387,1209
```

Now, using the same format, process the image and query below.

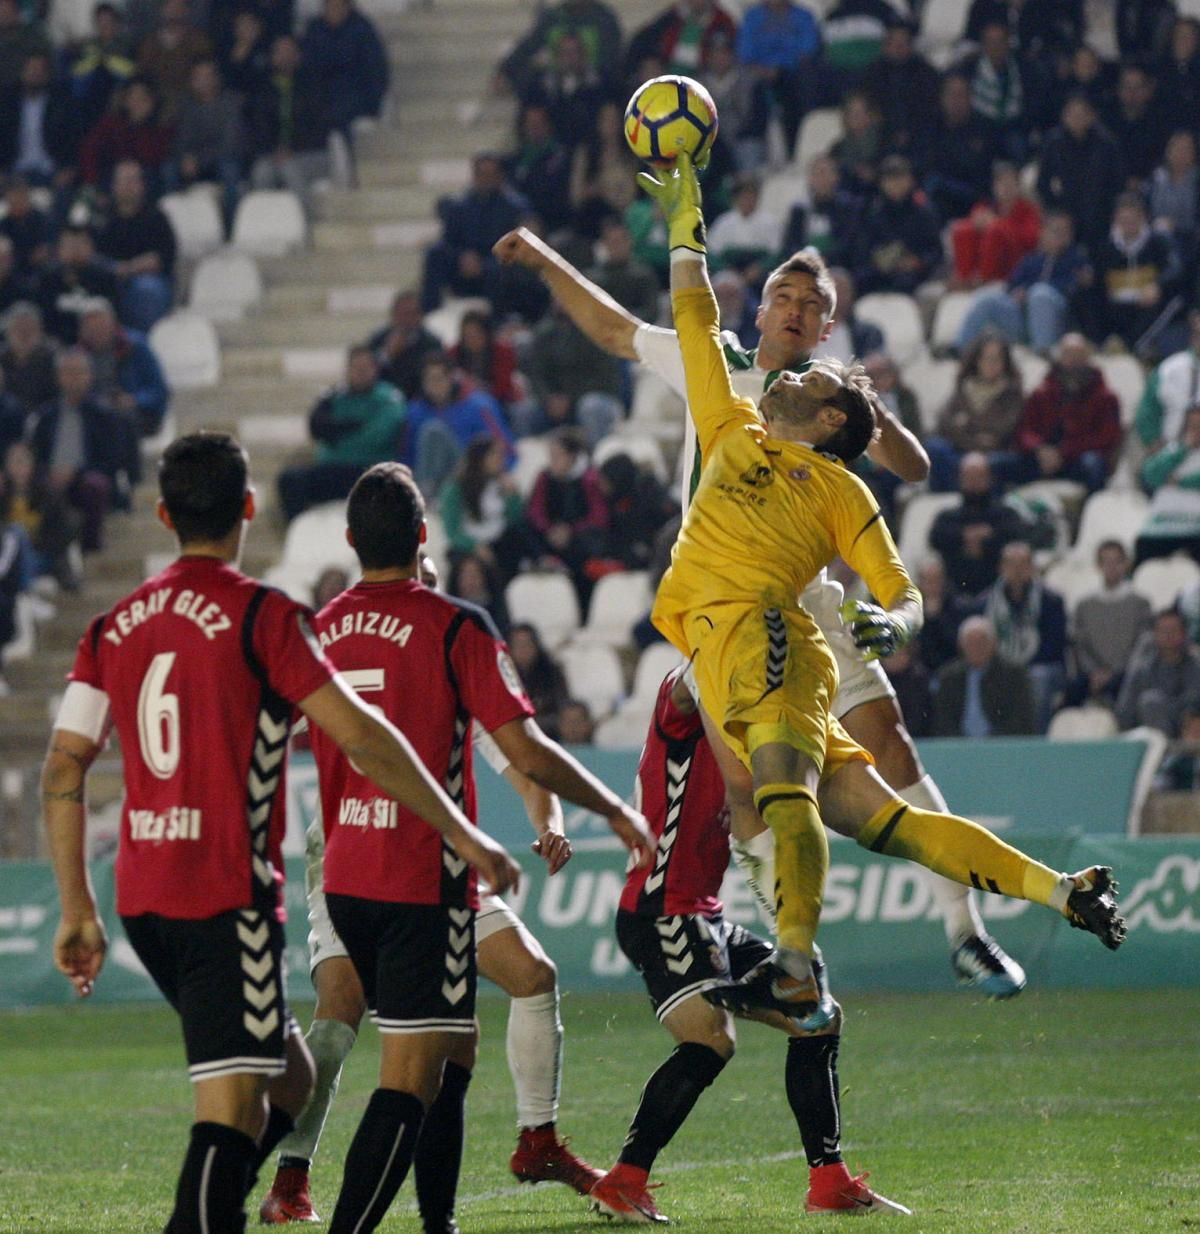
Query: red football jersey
310,579,534,907
620,673,730,917
67,556,336,920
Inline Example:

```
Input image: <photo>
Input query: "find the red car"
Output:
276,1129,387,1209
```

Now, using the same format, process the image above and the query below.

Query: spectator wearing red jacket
78,77,172,191
1015,332,1123,492
525,425,609,614
950,161,1041,288
448,309,523,410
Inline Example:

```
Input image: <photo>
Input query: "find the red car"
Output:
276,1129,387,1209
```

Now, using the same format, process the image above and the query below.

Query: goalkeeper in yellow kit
646,152,1125,1029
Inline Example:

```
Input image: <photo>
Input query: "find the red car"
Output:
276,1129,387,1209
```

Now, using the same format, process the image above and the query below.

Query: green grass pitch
3,988,1199,1233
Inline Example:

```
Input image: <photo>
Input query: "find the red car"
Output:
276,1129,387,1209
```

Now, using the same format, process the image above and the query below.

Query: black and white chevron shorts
325,895,477,1034
122,908,294,1082
616,909,772,1022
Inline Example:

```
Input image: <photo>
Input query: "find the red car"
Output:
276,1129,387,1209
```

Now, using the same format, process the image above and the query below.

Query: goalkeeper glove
637,150,706,254
839,599,913,661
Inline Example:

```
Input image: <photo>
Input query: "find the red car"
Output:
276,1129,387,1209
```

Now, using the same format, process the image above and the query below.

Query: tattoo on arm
51,744,93,771
42,787,85,803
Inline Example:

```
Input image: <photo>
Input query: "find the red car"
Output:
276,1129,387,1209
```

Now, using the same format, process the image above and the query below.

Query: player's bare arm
41,727,107,996
867,402,930,482
300,677,522,894
502,763,572,875
493,227,642,359
489,716,654,867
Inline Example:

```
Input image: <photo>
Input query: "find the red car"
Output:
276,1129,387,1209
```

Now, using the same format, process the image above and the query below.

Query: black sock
617,1043,727,1172
786,1034,843,1167
245,1104,295,1198
328,1089,425,1234
277,1154,310,1171
166,1121,256,1234
414,1062,472,1234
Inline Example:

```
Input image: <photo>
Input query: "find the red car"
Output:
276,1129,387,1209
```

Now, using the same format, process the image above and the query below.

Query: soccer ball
624,75,719,168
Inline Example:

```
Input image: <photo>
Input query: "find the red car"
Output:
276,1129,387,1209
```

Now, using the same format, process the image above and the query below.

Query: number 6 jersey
62,556,337,921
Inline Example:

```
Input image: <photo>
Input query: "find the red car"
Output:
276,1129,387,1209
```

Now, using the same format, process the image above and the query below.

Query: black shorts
616,908,773,1021
122,908,293,1082
326,894,477,1034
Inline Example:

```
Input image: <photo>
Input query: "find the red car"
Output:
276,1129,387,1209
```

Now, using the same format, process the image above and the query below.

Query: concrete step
175,376,329,420
260,248,425,285
357,158,471,190
316,185,443,222
217,312,378,348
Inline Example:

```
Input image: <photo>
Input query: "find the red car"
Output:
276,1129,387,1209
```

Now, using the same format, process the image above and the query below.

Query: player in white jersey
260,561,603,1228
494,228,1025,998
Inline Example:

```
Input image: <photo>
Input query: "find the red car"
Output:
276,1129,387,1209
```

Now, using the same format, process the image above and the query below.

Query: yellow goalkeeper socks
856,799,1062,908
753,783,827,957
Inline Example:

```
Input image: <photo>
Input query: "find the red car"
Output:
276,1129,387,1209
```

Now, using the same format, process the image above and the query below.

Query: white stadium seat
930,289,990,351
232,191,307,257
511,436,551,497
1043,556,1101,617
759,174,808,224
593,702,653,750
1094,354,1146,428
1012,346,1049,394
902,354,958,431
631,641,684,702
1072,489,1150,562
423,297,491,347
189,250,263,322
897,491,960,570
855,293,925,367
1132,555,1200,611
263,502,359,603
576,571,651,647
794,108,844,171
149,313,220,390
922,0,966,52
159,190,224,260
558,643,626,716
504,573,580,648
593,432,668,483
1047,706,1119,741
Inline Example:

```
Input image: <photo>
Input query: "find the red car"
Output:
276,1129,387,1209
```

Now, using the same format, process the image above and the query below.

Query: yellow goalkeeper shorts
684,600,871,775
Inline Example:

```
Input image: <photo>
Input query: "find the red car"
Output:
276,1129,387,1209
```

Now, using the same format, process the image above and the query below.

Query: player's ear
156,497,174,533
820,405,847,430
820,317,834,341
344,526,355,550
243,488,256,522
419,520,428,544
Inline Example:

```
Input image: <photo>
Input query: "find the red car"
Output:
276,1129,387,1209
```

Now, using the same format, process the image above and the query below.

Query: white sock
507,990,562,1129
277,1017,357,1164
897,775,985,948
731,828,776,927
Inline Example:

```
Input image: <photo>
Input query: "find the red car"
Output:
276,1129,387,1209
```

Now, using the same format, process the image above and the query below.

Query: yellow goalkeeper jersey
651,285,919,655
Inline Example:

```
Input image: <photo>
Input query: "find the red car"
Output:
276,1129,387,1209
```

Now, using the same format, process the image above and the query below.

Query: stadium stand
5,0,1200,845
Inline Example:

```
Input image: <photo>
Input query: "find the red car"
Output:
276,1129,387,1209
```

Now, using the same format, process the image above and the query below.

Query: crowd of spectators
0,0,404,688
261,0,1200,743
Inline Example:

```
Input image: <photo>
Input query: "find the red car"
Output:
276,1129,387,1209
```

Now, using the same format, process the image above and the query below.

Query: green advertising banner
3,834,1197,1009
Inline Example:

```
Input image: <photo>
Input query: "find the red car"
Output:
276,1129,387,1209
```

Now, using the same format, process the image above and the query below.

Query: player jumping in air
588,665,911,1224
261,556,608,1227
301,463,652,1234
41,433,520,1234
493,231,1023,999
598,152,1123,1026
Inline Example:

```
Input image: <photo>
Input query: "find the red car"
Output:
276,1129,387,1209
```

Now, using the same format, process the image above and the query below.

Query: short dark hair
1095,538,1127,560
820,364,878,463
762,248,837,316
159,432,248,544
346,462,425,570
